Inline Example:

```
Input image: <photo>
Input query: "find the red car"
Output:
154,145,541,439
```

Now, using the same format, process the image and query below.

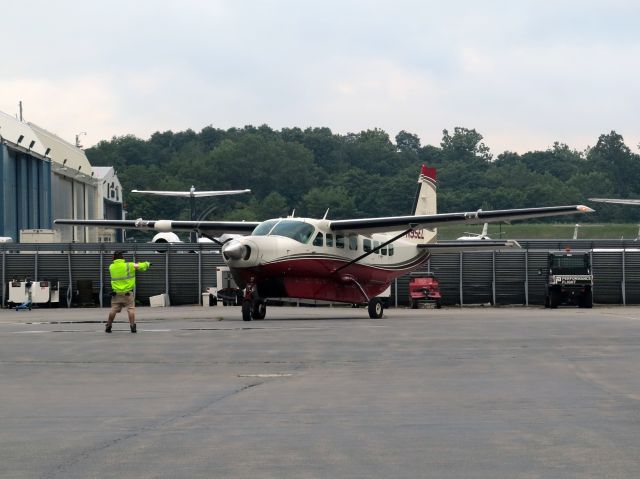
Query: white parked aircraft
132,186,251,198
56,166,593,320
456,223,501,240
133,186,250,242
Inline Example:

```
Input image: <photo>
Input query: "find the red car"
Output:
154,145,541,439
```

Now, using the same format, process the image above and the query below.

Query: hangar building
0,110,123,242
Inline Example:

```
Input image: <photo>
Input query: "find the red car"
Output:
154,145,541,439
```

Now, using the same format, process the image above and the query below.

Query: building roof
28,122,92,172
91,166,114,179
0,111,49,157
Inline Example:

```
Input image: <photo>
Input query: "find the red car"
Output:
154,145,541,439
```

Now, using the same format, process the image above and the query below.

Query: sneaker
105,324,112,333
130,324,137,333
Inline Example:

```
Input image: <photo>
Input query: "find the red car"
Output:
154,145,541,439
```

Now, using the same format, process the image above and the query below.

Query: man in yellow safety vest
105,251,151,333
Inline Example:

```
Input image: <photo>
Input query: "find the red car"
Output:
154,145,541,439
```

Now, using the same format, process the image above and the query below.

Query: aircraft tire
252,301,266,320
242,300,253,321
368,298,383,319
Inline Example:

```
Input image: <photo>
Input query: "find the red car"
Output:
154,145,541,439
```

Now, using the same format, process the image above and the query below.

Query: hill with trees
86,126,640,228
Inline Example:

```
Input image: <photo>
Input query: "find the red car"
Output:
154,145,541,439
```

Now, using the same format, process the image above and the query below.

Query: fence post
99,245,104,308
2,247,5,307
66,248,73,308
525,250,529,306
459,252,464,306
622,249,626,306
198,244,203,301
165,247,170,296
492,251,496,306
590,250,595,303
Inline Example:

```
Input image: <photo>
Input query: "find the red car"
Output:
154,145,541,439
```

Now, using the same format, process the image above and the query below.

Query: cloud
1,0,640,154
0,76,119,146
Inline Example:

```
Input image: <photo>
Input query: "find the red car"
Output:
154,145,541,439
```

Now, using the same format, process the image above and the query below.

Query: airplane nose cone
222,240,246,260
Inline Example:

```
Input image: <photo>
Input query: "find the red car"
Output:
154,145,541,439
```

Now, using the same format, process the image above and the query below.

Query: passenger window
363,238,372,253
373,240,380,253
349,234,358,251
388,243,394,256
326,234,333,247
381,245,388,256
336,234,345,249
313,232,323,246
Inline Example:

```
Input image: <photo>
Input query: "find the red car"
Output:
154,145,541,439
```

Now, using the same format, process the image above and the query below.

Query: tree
302,186,356,219
587,131,640,197
440,127,492,163
395,130,421,154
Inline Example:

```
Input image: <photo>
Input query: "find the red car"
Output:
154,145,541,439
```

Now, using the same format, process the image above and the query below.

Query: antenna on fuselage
323,208,330,220
288,209,296,218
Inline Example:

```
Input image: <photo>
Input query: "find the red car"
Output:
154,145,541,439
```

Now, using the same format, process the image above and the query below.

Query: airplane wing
132,189,251,198
588,198,640,205
329,205,594,234
53,219,259,235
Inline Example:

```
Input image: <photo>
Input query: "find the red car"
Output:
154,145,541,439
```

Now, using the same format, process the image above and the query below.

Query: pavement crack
39,382,262,479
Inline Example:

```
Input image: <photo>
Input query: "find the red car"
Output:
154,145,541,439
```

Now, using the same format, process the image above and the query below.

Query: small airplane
571,223,604,240
132,186,251,199
456,223,502,240
132,186,251,242
56,166,593,320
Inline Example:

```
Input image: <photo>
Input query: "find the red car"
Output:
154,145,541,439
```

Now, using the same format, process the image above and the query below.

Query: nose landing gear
242,283,266,321
241,299,267,321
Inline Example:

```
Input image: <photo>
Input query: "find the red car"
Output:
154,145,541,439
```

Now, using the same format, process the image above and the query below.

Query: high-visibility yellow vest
109,259,150,293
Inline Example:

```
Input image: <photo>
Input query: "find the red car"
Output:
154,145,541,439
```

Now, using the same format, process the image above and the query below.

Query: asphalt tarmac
1,304,639,479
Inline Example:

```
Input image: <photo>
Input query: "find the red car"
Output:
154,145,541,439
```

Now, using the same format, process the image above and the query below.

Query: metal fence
2,240,639,308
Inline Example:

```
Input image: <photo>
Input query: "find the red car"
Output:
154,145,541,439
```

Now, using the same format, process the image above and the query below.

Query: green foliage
85,125,640,224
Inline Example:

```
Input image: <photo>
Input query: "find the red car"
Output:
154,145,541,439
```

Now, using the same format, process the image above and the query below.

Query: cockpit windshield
251,219,315,244
252,220,279,236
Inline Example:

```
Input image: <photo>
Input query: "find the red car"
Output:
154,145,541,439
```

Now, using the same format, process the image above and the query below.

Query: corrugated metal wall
624,252,640,304
495,251,527,305
1,241,639,308
593,251,622,304
0,147,52,240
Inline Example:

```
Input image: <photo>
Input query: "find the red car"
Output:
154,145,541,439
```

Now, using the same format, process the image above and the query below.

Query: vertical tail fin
404,165,437,244
411,165,437,216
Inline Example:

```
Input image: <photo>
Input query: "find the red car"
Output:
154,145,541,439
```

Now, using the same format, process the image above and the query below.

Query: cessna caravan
56,166,593,320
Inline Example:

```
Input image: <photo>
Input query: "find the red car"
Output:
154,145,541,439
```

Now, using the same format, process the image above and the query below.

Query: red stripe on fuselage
230,252,429,303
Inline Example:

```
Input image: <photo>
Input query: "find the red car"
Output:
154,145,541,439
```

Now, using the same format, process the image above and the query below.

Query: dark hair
113,251,125,260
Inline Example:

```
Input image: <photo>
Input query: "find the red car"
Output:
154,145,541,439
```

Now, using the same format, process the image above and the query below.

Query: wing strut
199,232,237,247
332,227,416,274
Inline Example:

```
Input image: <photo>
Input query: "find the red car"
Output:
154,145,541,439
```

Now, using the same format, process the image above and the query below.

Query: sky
1,0,639,155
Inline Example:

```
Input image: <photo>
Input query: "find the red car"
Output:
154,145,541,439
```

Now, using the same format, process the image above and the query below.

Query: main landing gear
367,298,384,319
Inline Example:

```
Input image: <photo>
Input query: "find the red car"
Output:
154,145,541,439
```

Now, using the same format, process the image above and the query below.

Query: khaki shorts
110,292,135,313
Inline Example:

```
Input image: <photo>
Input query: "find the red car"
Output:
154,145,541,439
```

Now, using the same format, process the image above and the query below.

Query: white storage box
149,293,170,307
31,281,51,303
202,293,211,308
